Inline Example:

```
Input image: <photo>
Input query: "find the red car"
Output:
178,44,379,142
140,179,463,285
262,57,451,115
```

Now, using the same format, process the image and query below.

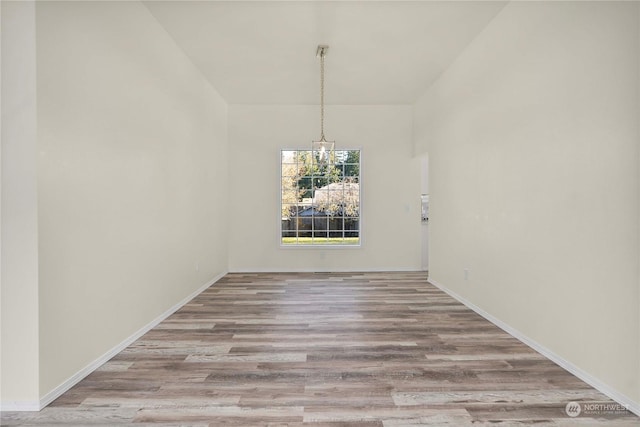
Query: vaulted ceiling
143,1,507,105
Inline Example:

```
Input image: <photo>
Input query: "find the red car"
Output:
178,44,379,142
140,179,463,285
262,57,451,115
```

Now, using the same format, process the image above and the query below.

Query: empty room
1,0,639,425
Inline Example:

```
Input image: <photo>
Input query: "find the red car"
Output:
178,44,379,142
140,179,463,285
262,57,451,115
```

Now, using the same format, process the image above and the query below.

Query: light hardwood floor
2,272,638,426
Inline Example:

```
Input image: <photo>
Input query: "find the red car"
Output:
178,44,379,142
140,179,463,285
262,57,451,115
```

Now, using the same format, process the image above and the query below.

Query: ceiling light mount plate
316,45,329,58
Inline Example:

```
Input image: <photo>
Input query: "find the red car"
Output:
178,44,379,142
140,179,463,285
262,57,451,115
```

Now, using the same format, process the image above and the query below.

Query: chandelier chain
320,50,325,141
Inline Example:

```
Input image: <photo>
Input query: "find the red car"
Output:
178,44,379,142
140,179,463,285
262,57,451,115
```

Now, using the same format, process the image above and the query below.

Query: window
281,149,360,246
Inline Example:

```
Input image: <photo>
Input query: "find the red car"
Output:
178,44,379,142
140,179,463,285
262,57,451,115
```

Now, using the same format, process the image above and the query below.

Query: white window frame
279,148,362,248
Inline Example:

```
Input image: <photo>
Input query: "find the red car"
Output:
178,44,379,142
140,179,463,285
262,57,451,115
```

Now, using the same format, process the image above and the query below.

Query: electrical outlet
464,268,469,281
195,263,200,272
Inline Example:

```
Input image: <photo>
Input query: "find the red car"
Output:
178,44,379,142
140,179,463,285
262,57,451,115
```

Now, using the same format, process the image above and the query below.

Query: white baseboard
229,267,421,273
0,272,226,413
429,279,640,418
0,401,41,412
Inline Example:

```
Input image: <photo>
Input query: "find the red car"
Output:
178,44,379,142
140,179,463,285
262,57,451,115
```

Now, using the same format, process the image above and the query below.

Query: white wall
637,2,640,406
30,0,228,403
414,1,640,408
1,0,40,408
228,105,421,272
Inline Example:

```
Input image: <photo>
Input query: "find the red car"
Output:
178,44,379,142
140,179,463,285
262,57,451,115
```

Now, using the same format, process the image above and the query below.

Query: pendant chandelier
312,45,334,163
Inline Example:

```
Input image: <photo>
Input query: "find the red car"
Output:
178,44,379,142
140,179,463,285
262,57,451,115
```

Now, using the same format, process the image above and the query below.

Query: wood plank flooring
2,272,638,426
